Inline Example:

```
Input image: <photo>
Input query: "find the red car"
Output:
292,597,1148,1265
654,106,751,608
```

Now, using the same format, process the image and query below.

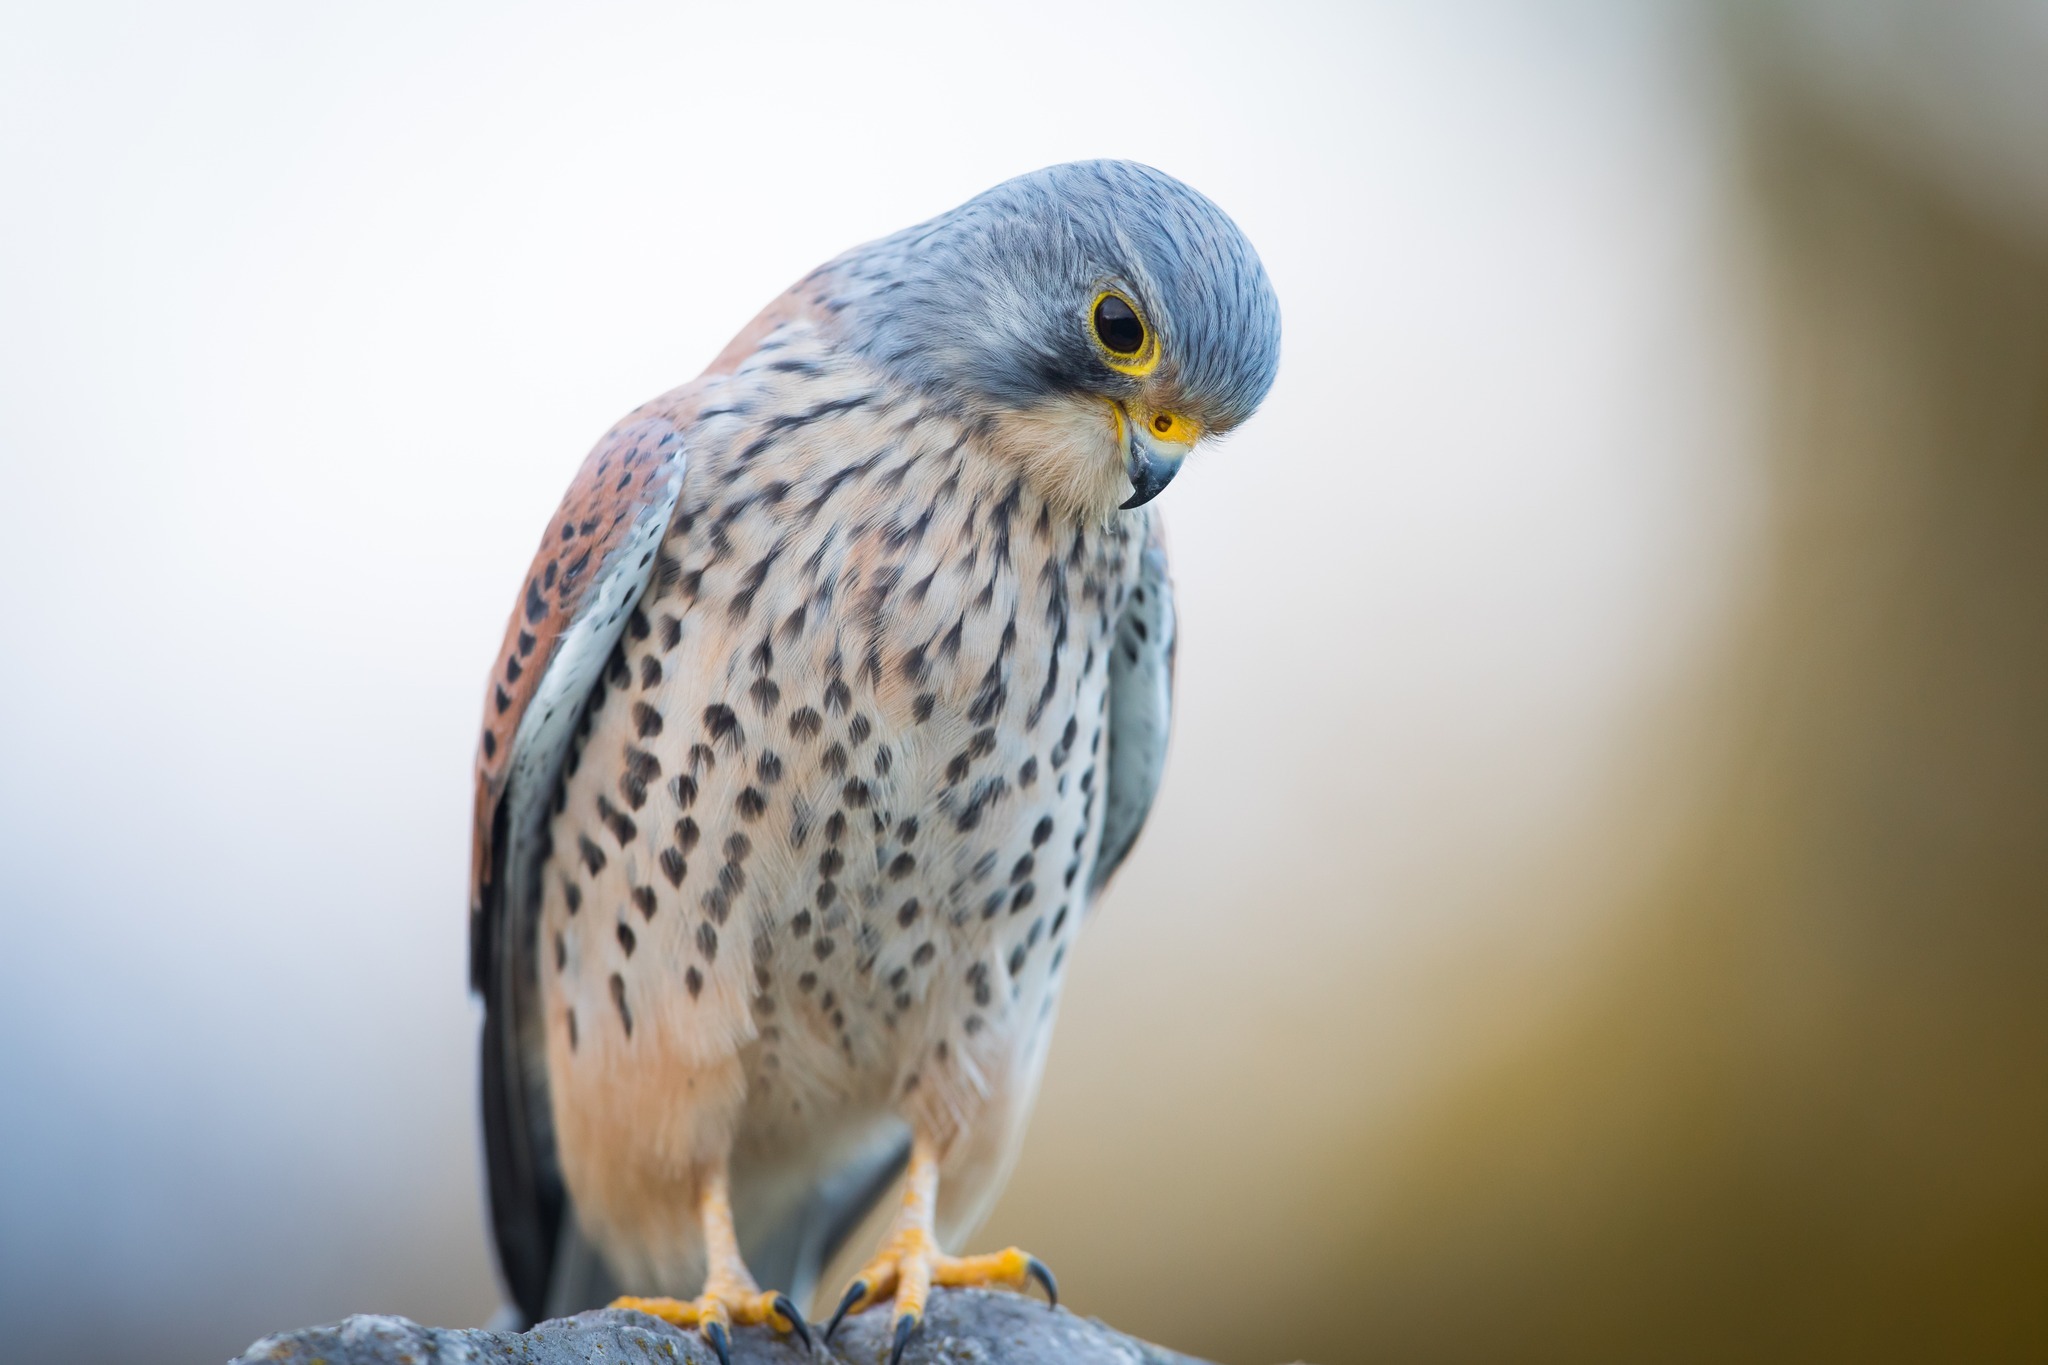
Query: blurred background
3,2,2044,1362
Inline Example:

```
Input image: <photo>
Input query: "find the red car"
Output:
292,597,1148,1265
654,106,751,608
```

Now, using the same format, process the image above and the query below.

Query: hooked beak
1117,404,1198,509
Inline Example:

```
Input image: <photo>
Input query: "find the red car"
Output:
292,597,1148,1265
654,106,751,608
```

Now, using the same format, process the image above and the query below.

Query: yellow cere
1145,409,1201,446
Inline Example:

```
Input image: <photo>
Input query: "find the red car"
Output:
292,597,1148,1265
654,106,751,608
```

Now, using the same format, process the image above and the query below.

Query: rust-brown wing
470,389,698,1321
471,397,699,914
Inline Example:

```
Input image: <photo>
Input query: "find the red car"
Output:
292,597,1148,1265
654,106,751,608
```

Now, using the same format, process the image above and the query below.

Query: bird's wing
1091,512,1176,895
470,394,695,1324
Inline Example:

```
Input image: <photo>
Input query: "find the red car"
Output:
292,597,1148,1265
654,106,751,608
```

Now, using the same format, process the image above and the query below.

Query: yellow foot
610,1289,810,1365
824,1230,1057,1365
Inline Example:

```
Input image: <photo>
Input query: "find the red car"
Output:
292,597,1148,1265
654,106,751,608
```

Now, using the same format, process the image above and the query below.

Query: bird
468,159,1280,1365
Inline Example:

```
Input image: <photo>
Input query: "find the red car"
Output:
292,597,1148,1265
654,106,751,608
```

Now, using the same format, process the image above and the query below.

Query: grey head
816,160,1282,514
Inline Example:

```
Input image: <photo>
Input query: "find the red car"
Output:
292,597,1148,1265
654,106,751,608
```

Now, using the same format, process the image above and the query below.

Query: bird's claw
1023,1255,1059,1310
824,1237,1057,1358
824,1278,868,1340
771,1293,813,1351
610,1288,810,1360
889,1310,920,1365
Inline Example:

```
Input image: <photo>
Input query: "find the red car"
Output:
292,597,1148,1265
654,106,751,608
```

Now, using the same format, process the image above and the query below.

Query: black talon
824,1280,866,1340
773,1293,813,1352
704,1319,732,1365
888,1311,921,1365
1026,1256,1059,1310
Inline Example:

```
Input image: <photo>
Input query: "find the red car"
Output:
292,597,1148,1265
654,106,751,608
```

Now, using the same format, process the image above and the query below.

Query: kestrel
469,160,1280,1363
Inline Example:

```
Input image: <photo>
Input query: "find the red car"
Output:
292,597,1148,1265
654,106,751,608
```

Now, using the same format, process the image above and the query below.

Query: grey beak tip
1121,451,1181,509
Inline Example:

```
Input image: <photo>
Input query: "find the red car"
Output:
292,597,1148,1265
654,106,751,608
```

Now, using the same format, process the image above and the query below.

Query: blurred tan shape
1310,17,2048,1365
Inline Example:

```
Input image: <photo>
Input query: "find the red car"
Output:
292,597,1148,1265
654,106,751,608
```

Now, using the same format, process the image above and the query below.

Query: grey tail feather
485,1302,527,1333
748,1130,913,1311
544,1213,625,1320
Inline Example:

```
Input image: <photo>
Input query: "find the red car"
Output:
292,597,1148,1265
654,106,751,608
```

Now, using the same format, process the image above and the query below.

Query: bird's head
828,160,1282,518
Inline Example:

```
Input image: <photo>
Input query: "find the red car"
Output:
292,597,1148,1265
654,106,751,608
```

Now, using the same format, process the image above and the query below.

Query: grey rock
229,1289,1212,1365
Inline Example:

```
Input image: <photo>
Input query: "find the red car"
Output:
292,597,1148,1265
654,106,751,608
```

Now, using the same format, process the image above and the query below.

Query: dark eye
1092,294,1146,356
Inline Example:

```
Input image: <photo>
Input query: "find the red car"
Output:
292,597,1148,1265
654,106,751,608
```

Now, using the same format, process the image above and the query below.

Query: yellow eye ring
1089,290,1160,377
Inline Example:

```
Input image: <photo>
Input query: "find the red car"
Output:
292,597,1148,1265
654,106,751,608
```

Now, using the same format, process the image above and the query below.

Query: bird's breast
536,366,1149,1269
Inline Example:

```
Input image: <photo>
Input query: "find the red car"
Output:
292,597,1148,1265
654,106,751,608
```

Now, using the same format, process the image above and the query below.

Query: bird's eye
1092,294,1146,356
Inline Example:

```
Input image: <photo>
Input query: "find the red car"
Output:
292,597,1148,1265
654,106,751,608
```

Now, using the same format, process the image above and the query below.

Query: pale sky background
0,3,1753,1361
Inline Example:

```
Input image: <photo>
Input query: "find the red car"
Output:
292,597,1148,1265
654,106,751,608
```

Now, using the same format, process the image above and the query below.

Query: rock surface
230,1289,1214,1365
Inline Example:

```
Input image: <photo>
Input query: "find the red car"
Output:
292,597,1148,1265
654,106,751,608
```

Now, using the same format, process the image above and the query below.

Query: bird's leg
824,1132,1057,1364
609,1155,810,1364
